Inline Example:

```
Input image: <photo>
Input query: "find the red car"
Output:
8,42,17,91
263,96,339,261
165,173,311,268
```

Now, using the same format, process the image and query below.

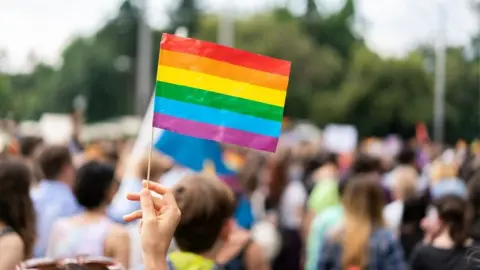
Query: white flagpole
125,93,162,178
122,27,190,179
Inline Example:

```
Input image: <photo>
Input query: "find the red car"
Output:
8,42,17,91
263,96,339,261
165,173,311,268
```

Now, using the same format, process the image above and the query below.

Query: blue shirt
430,178,467,199
31,180,82,257
317,227,406,270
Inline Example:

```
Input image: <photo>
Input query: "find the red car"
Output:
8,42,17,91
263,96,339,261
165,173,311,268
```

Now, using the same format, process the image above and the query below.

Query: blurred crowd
2,121,480,270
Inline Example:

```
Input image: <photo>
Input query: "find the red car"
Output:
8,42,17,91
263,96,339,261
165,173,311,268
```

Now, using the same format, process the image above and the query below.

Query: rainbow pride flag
153,34,291,152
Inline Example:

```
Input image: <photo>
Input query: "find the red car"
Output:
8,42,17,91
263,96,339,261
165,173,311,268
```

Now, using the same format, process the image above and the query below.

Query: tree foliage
1,0,479,142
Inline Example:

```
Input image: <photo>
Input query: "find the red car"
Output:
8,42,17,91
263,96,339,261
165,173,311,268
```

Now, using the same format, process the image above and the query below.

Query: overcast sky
0,0,478,73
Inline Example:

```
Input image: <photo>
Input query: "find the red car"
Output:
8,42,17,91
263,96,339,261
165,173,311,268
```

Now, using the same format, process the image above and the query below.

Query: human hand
123,181,181,267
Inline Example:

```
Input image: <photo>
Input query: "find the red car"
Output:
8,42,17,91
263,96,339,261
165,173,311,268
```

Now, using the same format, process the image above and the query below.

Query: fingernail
141,188,149,196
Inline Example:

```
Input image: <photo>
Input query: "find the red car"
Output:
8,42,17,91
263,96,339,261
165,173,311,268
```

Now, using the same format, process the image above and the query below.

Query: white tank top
47,216,112,258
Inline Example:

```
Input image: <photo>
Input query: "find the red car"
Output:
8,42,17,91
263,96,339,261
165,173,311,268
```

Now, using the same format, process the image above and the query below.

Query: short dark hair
352,153,382,174
74,161,116,210
20,136,43,158
396,146,416,165
173,174,236,253
37,146,72,180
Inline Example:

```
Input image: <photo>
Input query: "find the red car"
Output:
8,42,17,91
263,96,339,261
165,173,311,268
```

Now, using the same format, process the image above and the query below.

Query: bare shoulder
104,223,130,254
109,223,130,239
245,240,270,270
0,233,24,260
246,241,266,258
0,233,24,250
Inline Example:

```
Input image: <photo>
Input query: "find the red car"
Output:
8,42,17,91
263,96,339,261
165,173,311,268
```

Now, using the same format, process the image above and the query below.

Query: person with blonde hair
317,175,406,270
383,166,418,234
427,152,467,200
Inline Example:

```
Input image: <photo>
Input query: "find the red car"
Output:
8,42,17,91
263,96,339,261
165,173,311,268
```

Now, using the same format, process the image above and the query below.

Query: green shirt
307,178,341,214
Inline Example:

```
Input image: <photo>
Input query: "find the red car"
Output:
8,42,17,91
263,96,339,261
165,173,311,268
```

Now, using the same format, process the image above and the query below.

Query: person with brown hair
167,173,244,268
317,174,406,270
467,171,480,243
0,158,36,270
31,145,80,258
18,136,45,187
265,149,306,270
410,195,474,270
125,174,268,270
19,136,44,159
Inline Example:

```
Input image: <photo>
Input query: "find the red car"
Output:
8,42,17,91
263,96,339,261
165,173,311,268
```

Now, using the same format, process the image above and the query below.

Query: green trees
2,0,479,142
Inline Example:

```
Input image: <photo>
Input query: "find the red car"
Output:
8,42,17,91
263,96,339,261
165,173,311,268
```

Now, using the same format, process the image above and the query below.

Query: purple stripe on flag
153,112,278,152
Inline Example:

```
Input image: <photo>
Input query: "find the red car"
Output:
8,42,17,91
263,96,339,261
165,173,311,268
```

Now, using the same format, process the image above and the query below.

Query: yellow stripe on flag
156,65,287,107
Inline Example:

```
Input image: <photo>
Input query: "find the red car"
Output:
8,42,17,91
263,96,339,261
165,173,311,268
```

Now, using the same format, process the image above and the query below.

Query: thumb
140,188,155,220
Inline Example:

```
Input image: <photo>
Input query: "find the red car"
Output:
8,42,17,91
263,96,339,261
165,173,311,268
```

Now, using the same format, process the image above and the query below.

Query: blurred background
3,2,480,270
0,0,479,143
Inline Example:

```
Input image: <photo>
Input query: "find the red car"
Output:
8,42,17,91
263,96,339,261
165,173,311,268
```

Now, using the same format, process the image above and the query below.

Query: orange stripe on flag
159,50,289,91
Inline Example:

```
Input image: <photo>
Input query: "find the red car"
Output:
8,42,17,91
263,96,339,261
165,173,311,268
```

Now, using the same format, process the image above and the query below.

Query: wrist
144,255,168,270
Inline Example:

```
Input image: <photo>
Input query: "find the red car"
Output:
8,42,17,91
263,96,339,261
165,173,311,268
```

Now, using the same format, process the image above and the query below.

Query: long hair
434,195,471,248
0,158,36,258
238,155,266,195
342,174,385,269
267,149,291,207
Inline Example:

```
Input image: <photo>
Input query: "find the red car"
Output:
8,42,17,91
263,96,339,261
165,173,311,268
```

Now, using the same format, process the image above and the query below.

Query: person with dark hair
263,149,306,270
19,136,44,159
31,145,80,258
301,152,340,246
399,193,429,259
350,153,393,203
467,171,480,243
19,136,44,186
396,146,417,166
410,195,473,270
47,161,129,268
302,152,338,196
351,153,383,175
0,158,36,269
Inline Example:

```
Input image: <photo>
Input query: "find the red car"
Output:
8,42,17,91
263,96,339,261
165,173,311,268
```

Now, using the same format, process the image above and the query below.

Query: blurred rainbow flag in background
152,34,291,152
